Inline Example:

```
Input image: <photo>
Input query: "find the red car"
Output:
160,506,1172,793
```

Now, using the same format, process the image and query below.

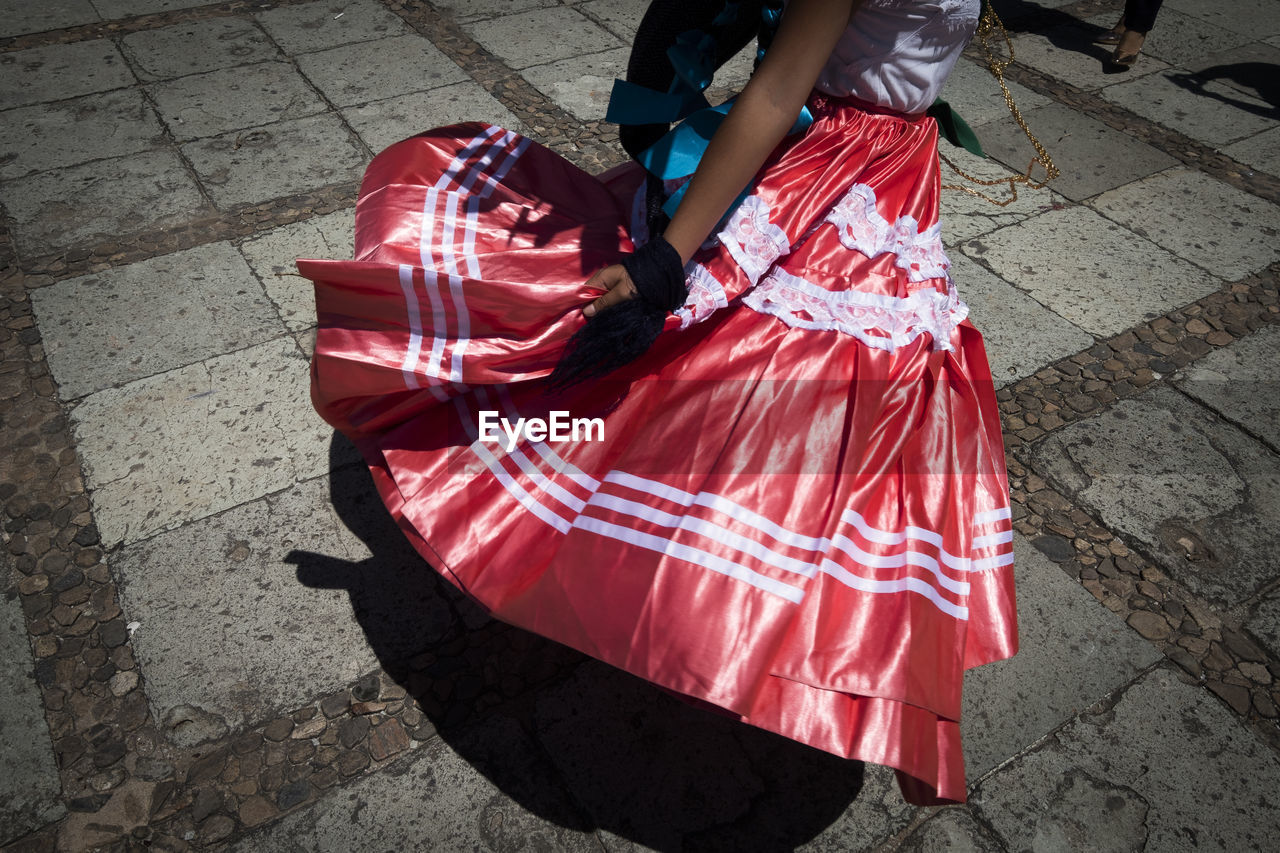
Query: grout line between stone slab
6,0,633,281
53,329,305,410
1165,380,1280,460
125,72,223,223
252,14,379,167
962,29,1280,207
1010,447,1280,746
14,181,359,284
0,0,320,53
382,0,629,174
993,261,1280,453
125,632,591,848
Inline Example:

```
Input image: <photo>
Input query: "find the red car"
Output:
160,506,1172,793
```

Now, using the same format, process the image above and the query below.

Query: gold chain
941,4,1060,206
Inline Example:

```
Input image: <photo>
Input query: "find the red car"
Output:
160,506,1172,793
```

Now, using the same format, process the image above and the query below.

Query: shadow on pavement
1168,64,1280,120
286,432,868,850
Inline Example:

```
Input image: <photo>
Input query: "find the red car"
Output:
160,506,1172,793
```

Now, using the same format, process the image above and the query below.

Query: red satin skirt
301,97,1017,805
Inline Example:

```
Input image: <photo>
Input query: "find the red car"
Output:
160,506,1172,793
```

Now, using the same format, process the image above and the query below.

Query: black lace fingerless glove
549,235,686,390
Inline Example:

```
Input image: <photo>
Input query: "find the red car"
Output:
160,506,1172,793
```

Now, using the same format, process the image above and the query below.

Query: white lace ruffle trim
675,264,729,329
825,183,949,282
717,195,790,282
674,182,965,348
742,268,968,352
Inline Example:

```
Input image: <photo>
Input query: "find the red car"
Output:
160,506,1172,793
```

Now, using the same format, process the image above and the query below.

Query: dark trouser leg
1122,0,1164,34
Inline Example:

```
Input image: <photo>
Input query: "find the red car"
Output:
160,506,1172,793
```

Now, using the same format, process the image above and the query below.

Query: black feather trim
548,298,668,390
548,235,687,390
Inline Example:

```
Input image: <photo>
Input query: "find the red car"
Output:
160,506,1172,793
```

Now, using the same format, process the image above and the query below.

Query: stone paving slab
1031,385,1280,608
970,667,1280,851
120,17,281,82
938,147,1063,244
961,205,1220,338
1101,70,1276,148
960,535,1162,779
146,61,328,142
181,112,367,208
114,467,452,732
1092,167,1280,282
521,47,629,122
951,252,1093,387
1164,0,1280,38
71,337,330,547
0,562,65,845
531,662,911,852
576,0,646,42
0,39,135,111
0,149,209,257
1222,124,1280,179
0,0,100,38
240,210,356,332
93,0,224,18
465,6,621,70
532,662,772,851
1249,594,1280,660
940,56,1051,130
895,806,1005,852
342,80,526,155
229,713,600,851
1176,323,1280,450
0,88,166,181
430,0,557,25
712,42,757,96
295,34,468,109
32,242,282,400
973,100,1177,203
255,0,410,55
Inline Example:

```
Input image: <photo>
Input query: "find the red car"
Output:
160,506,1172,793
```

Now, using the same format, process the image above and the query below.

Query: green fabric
928,98,985,157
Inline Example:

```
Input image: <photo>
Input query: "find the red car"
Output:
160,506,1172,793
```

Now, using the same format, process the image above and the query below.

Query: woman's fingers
583,264,638,317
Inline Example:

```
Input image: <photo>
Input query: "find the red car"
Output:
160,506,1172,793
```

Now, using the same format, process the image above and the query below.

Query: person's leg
1112,0,1163,66
1122,0,1164,35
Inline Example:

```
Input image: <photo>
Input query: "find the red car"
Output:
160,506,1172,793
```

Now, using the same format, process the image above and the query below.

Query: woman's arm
584,0,860,317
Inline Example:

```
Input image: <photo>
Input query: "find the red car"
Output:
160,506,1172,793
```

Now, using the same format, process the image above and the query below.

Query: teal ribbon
604,0,811,221
632,100,812,219
605,79,707,126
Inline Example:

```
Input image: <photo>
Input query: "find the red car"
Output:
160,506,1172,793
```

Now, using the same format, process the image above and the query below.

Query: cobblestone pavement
2,0,1279,850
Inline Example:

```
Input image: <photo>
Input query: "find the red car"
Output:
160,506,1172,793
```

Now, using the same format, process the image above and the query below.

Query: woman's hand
582,263,638,317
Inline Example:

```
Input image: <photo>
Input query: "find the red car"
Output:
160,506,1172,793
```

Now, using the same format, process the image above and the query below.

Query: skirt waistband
808,92,928,123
